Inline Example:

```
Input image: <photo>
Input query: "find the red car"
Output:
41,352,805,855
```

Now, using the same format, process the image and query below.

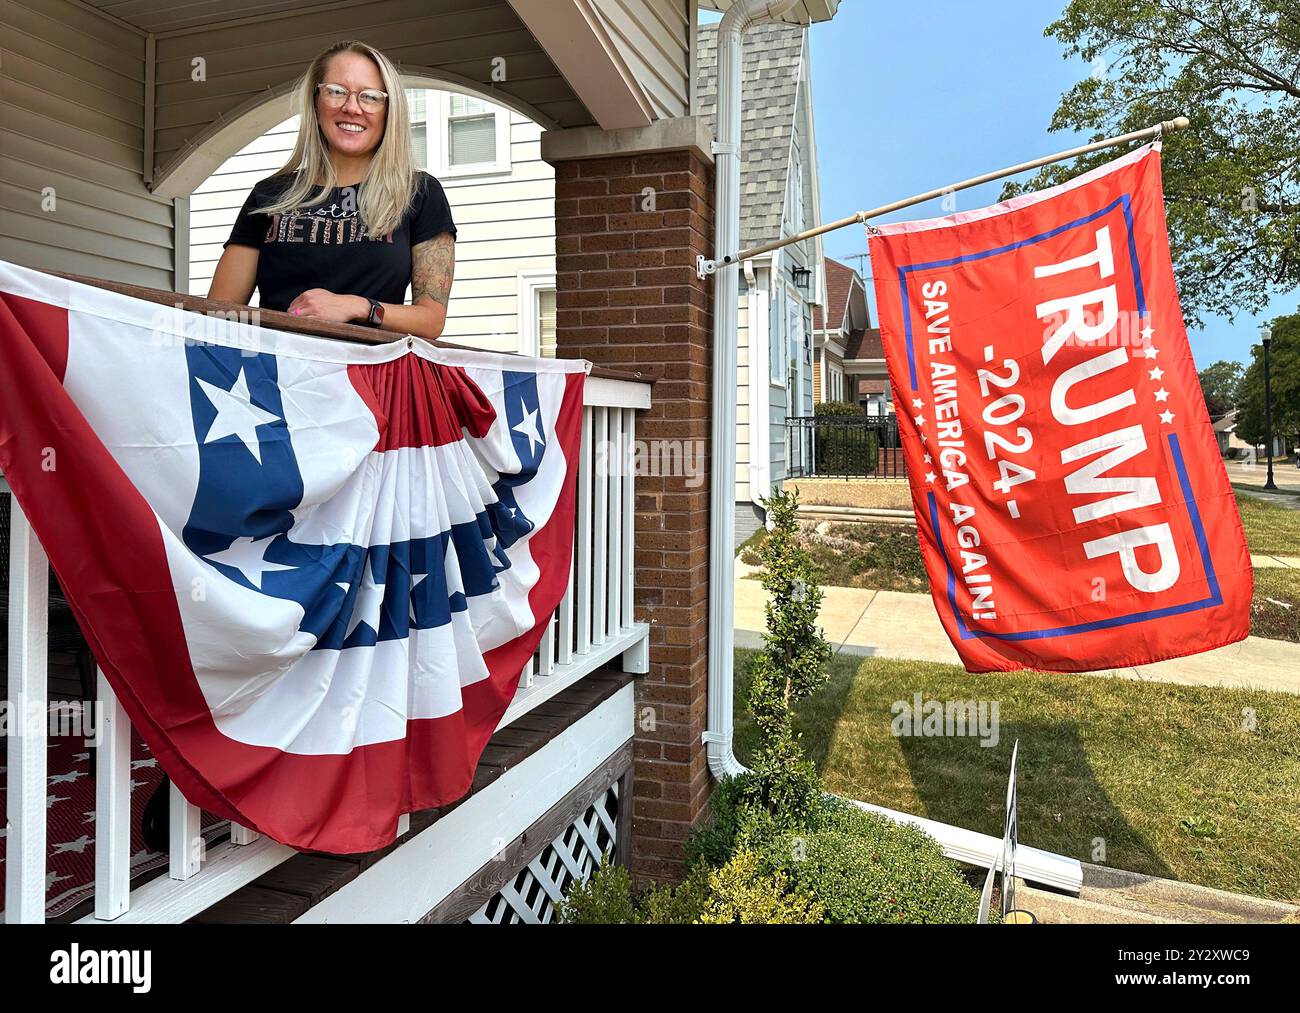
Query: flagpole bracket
696,254,718,279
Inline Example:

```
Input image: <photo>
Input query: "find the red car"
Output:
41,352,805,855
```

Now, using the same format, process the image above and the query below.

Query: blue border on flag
928,433,1222,641
898,194,1146,391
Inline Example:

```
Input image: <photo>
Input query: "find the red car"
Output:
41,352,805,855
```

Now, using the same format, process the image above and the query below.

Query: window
770,290,787,385
786,293,806,414
517,271,556,356
405,88,512,177
537,287,557,358
447,94,498,167
407,89,428,168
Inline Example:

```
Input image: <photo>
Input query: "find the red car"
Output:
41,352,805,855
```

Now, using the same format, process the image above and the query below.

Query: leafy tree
1198,359,1246,417
1236,310,1300,446
1004,1,1300,327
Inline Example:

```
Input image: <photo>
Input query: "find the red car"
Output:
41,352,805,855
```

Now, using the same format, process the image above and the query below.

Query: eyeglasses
316,83,388,113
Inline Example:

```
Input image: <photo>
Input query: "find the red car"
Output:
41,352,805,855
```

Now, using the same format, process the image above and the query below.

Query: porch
0,0,850,923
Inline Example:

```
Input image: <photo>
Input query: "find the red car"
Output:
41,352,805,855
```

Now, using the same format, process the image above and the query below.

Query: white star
51,834,92,855
923,453,933,464
911,398,925,409
914,414,925,427
409,572,427,623
1154,388,1170,402
925,471,936,484
1159,410,1175,424
48,770,87,785
47,795,70,809
47,870,71,889
131,758,157,770
196,368,280,464
1142,346,1159,359
1140,325,1155,342
1148,366,1164,381
512,403,545,457
346,559,387,638
206,535,294,590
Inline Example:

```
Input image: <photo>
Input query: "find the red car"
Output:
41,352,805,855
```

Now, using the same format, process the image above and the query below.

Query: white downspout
705,0,800,780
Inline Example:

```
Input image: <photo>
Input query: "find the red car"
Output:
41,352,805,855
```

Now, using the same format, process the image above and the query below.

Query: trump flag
869,145,1251,673
0,261,585,852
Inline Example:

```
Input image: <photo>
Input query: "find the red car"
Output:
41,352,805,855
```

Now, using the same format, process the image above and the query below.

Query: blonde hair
261,40,415,238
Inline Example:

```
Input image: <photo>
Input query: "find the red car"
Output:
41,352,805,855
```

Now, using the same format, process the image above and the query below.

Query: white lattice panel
468,780,621,924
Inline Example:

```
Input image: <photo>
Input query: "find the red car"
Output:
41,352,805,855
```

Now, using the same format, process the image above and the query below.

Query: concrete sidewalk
734,566,1300,695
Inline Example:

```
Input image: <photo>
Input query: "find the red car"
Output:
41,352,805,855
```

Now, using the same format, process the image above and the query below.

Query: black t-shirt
224,171,456,312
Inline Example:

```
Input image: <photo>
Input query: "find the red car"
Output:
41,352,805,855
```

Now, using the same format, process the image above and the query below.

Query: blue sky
707,2,1297,368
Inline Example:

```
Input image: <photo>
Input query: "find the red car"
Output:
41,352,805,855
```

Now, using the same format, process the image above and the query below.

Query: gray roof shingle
696,22,805,248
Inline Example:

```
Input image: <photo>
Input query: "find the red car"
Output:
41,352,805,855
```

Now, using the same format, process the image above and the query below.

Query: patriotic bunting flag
869,145,1252,672
0,262,585,852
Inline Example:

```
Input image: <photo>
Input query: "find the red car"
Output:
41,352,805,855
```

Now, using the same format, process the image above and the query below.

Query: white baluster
576,407,593,655
5,500,48,923
607,409,623,638
592,409,608,647
621,407,635,631
230,824,260,846
169,783,202,880
538,607,555,677
557,532,575,666
94,671,131,919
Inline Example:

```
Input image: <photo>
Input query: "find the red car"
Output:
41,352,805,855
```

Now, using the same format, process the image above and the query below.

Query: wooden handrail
40,270,650,385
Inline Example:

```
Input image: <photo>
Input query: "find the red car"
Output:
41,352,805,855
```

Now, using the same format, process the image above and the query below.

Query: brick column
544,122,714,884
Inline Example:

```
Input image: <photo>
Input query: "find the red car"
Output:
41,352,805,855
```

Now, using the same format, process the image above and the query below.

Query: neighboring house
1213,410,1252,458
697,22,824,544
812,256,890,414
189,92,556,355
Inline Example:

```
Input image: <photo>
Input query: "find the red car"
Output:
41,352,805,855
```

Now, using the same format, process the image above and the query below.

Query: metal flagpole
696,116,1191,278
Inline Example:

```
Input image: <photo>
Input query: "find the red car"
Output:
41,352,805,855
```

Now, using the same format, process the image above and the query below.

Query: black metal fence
785,415,907,480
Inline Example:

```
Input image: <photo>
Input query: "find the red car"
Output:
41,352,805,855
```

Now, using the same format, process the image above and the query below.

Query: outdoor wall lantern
791,265,811,290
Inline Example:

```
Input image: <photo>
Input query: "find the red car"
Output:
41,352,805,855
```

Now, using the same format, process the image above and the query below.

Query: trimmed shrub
556,861,711,925
812,400,878,475
764,800,983,924
698,850,824,925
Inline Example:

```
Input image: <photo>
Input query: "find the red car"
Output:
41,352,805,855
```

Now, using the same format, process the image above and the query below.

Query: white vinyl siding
0,0,175,289
187,96,554,353
591,0,693,120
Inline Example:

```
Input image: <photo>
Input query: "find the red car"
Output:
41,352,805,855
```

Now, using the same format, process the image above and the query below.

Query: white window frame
410,89,512,178
770,288,787,387
516,270,556,356
785,285,806,415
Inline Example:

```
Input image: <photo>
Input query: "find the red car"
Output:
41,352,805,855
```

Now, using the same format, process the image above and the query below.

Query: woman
208,40,455,339
145,41,457,852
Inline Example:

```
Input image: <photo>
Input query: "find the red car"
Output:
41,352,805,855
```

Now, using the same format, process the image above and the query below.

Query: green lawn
1252,569,1300,643
1236,492,1300,556
733,649,1300,902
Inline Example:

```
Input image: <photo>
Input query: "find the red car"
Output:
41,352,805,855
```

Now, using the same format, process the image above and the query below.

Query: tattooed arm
377,232,454,341
288,231,455,341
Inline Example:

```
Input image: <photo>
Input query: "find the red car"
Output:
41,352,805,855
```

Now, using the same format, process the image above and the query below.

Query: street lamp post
1261,325,1277,492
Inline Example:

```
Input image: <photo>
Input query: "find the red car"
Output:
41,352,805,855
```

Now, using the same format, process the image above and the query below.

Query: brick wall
549,147,715,883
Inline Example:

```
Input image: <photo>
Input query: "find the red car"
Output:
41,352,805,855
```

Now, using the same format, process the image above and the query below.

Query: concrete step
796,504,915,525
1018,863,1300,925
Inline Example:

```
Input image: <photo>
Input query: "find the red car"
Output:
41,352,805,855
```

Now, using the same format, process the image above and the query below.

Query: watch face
370,300,384,326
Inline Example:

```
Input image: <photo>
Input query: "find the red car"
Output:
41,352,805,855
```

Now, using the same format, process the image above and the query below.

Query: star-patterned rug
1,711,228,921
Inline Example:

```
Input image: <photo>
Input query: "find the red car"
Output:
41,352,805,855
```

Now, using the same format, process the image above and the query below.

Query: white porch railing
2,373,650,925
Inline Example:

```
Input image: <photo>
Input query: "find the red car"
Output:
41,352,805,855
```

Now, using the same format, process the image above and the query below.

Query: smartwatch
365,299,385,328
